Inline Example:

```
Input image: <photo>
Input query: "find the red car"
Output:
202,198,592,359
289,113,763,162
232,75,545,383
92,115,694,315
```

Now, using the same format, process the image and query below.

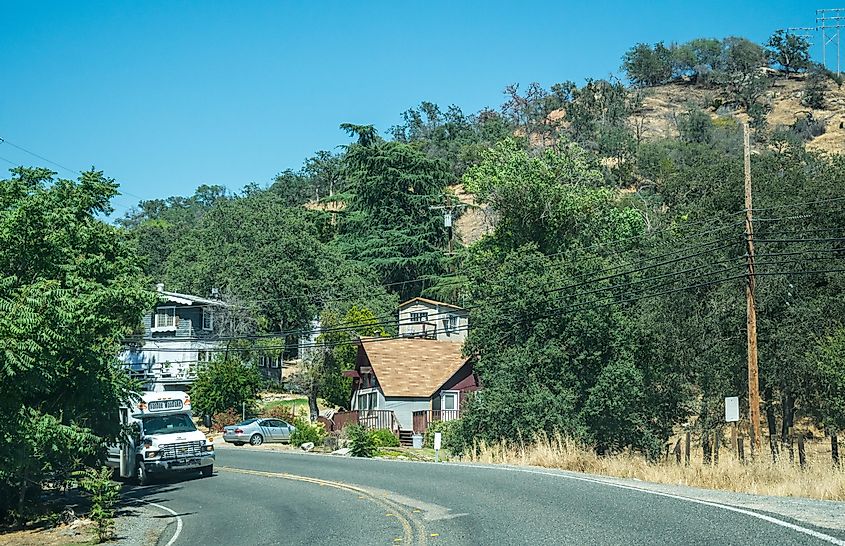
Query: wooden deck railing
328,410,397,432
412,410,461,433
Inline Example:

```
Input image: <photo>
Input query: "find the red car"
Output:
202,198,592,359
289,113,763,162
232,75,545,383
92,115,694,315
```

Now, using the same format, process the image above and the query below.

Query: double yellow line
218,466,429,545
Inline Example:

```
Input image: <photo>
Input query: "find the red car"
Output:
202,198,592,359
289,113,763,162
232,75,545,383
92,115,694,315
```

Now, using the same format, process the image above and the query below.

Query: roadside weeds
462,434,845,501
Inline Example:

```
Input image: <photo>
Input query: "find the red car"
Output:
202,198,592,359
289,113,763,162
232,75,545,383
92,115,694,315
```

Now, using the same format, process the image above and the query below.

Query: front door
441,391,459,420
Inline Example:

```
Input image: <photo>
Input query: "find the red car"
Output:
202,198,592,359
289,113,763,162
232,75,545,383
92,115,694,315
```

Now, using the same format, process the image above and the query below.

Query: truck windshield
142,414,196,435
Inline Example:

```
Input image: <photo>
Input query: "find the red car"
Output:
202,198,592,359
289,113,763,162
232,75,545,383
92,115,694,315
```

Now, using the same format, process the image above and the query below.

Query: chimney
211,287,220,300
156,283,164,292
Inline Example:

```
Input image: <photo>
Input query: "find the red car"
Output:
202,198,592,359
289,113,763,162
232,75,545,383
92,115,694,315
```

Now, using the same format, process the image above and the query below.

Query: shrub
191,357,263,417
78,467,120,543
290,418,327,447
261,404,297,422
370,428,400,448
210,408,242,432
803,67,828,109
346,424,377,458
424,420,460,452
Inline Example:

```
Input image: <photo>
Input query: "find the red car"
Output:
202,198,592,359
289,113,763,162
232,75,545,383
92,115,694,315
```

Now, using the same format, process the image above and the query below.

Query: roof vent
155,283,164,292
211,287,220,299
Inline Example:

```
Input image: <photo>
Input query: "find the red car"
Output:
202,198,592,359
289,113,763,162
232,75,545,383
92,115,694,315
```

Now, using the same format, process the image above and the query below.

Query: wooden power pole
743,122,762,454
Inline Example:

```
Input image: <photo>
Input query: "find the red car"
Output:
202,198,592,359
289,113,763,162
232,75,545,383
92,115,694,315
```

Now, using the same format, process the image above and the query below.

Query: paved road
124,446,845,545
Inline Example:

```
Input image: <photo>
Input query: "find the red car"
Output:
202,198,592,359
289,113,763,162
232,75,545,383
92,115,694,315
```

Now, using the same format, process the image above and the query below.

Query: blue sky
0,1,820,216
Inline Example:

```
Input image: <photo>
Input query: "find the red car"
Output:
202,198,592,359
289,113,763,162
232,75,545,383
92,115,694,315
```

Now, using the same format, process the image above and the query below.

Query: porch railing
329,410,397,432
412,409,461,433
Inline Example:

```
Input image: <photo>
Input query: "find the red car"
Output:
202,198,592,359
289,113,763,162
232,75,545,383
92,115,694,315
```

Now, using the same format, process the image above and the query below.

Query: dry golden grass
461,434,845,501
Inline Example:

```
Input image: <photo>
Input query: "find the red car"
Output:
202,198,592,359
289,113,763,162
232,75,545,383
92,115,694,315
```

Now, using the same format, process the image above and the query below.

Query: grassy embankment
462,434,845,501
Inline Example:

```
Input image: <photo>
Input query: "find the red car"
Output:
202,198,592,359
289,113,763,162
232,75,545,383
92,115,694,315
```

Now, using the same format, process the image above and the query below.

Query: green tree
766,30,811,74
336,125,451,299
0,167,154,522
191,356,263,417
622,42,675,87
802,65,829,109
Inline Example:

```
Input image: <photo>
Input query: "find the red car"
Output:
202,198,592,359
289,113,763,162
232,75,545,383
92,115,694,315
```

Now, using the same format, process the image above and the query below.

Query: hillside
636,75,845,155
449,74,845,246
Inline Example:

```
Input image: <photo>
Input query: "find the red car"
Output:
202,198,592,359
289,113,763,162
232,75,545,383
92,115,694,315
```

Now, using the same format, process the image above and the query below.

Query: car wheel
249,433,263,446
201,465,213,477
135,459,150,486
233,442,244,446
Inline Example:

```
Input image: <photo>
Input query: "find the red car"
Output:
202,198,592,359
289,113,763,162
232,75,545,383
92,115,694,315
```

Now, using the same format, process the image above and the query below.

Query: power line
0,134,150,202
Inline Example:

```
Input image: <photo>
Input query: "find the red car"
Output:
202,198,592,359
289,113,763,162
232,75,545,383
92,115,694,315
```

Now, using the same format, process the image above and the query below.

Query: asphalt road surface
124,446,845,545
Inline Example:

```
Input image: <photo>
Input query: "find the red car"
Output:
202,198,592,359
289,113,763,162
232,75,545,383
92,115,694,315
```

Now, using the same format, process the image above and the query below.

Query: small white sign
434,432,442,450
725,396,740,422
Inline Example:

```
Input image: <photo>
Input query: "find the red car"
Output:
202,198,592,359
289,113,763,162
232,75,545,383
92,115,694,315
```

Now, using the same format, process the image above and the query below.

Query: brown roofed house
347,336,478,440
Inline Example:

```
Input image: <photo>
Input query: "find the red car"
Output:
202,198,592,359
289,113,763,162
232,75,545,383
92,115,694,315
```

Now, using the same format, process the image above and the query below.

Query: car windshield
236,418,258,426
142,414,196,435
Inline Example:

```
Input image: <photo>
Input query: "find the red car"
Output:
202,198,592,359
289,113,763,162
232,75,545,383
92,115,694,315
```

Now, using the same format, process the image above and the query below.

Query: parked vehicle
223,418,296,446
106,391,215,485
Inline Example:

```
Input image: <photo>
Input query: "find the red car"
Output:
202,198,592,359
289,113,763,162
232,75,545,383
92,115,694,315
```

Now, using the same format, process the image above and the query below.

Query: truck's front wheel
201,464,213,478
135,459,151,486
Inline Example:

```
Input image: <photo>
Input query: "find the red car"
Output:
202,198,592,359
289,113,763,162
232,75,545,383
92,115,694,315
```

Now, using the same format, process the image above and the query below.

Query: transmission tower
817,8,845,75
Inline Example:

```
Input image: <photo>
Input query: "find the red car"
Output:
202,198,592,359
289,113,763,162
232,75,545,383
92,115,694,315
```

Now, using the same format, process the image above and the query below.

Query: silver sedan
223,418,296,446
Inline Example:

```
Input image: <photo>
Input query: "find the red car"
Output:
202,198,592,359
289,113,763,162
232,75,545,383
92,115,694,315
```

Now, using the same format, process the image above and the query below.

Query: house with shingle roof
343,335,478,442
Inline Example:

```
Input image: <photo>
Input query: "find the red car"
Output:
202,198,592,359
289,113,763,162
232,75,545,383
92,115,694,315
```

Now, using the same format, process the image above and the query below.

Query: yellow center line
218,466,428,545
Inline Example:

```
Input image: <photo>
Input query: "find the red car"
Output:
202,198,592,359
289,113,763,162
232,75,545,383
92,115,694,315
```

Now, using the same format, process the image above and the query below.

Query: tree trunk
833,432,840,468
308,381,319,423
702,429,712,464
764,386,778,461
781,392,795,462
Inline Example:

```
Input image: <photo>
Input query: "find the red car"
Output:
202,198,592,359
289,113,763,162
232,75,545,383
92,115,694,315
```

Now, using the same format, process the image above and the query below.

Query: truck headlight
204,445,214,452
145,450,160,459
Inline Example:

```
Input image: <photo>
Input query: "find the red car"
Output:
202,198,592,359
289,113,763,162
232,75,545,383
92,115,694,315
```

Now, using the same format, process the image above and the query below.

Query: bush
803,67,828,109
191,357,263,417
210,408,242,432
78,467,120,543
370,428,400,448
290,418,327,447
423,419,461,452
260,404,297,422
346,424,377,458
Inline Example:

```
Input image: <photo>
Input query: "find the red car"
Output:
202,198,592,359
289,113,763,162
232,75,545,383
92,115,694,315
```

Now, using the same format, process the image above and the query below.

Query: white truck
106,391,215,485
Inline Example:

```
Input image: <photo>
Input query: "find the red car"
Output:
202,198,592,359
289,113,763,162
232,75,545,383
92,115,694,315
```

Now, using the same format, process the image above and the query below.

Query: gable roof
359,337,469,398
398,297,465,311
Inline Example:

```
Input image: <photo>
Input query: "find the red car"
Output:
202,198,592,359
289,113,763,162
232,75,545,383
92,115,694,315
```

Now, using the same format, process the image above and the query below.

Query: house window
358,391,377,410
271,355,281,369
202,308,213,331
442,314,458,332
197,350,211,363
410,311,428,323
442,391,458,411
153,307,177,329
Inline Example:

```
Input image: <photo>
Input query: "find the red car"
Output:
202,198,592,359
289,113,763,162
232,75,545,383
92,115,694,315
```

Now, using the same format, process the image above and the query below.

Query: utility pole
742,122,762,455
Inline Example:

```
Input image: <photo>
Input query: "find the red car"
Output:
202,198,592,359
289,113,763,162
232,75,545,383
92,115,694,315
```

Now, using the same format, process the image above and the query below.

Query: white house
121,284,226,391
397,297,468,342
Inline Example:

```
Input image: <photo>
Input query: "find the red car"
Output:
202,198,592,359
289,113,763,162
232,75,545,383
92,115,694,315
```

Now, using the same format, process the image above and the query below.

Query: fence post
797,433,806,468
832,432,840,468
685,431,691,466
674,438,682,464
703,429,712,464
713,430,720,465
787,426,795,464
731,422,738,455
738,435,745,463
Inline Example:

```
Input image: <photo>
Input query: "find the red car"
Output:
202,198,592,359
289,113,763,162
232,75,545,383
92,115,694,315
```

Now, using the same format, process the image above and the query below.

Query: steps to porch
398,429,414,447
